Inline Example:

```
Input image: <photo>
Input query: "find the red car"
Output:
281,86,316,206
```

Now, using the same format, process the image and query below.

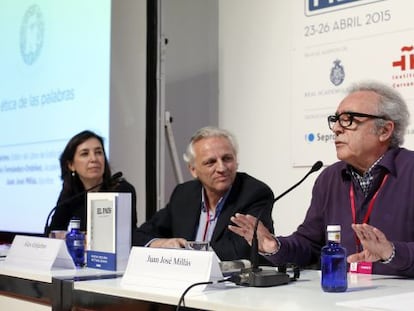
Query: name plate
4,235,75,270
121,247,223,292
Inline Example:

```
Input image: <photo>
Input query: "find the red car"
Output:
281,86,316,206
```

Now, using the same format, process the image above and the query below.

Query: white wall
161,0,218,208
110,0,147,227
219,1,321,235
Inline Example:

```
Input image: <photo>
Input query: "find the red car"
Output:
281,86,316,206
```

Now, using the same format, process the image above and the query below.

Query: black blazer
133,172,274,261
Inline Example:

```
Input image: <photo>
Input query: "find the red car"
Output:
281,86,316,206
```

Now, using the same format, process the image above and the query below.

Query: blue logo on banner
308,0,359,11
305,133,316,142
305,0,384,16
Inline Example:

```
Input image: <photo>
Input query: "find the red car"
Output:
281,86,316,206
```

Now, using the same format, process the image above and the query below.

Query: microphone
234,161,323,287
272,160,323,204
43,171,123,236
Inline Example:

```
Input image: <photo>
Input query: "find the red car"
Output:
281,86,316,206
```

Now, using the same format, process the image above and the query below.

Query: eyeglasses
327,112,388,130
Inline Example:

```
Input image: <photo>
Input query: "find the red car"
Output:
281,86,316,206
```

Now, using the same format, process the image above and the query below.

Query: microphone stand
234,161,323,287
43,172,123,236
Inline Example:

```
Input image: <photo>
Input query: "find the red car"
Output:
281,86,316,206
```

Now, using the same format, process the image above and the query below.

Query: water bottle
321,225,347,292
65,218,85,267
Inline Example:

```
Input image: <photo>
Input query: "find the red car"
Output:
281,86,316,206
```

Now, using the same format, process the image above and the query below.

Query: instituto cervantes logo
391,45,414,88
20,4,44,65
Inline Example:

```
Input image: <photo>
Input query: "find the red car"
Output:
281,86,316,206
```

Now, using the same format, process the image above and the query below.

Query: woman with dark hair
47,130,137,239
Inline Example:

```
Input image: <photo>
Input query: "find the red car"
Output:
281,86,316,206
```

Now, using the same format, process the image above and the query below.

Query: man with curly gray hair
230,81,414,277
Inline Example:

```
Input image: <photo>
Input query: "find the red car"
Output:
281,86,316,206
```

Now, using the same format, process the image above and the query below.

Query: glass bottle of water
65,218,85,267
321,225,347,292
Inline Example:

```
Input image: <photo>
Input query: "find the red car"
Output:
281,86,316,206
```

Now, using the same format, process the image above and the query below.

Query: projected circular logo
20,4,44,65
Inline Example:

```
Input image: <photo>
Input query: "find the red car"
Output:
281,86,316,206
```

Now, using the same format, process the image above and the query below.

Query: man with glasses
229,81,414,277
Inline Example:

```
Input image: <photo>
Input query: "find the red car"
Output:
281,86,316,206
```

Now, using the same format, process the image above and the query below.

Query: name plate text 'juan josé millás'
121,247,224,293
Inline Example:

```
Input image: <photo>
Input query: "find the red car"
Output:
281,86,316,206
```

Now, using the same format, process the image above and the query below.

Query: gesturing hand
228,213,279,254
347,223,394,263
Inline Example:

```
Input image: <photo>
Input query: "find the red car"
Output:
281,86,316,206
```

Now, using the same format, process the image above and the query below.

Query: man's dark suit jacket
133,172,274,261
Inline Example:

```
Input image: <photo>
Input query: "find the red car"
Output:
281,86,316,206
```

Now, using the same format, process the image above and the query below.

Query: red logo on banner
391,45,414,88
392,46,414,71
